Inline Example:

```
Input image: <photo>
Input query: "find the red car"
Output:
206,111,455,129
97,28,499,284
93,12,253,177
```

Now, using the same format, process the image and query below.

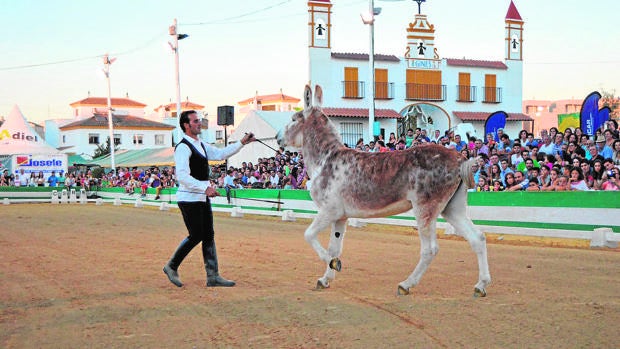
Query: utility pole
102,54,116,173
169,19,189,144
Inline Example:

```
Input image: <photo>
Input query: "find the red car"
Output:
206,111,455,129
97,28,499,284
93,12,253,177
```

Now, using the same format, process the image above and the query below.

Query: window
339,122,363,148
375,69,389,99
262,105,276,111
62,135,66,144
215,130,223,140
457,72,474,102
133,134,144,145
113,134,121,146
88,133,100,144
483,74,501,103
154,134,165,145
343,67,361,98
406,69,443,100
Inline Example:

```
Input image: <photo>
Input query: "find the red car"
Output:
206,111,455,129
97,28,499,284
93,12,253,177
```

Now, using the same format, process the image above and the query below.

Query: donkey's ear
303,84,313,116
314,85,323,108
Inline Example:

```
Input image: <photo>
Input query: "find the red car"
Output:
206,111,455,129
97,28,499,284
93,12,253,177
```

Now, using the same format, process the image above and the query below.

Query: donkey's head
277,84,323,149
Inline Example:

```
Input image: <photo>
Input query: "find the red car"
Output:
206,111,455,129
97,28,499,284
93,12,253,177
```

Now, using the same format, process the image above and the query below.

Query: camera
607,170,615,177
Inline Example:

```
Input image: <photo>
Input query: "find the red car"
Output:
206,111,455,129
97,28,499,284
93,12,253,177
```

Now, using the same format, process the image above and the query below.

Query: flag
557,113,580,132
484,111,507,142
580,92,601,136
596,107,611,132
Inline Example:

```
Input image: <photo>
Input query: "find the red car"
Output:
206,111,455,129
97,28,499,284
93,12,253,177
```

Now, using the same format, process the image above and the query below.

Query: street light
361,1,382,143
169,18,189,143
102,54,116,173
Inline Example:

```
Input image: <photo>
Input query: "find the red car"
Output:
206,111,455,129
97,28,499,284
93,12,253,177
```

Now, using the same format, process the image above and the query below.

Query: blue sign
484,111,507,142
580,92,602,136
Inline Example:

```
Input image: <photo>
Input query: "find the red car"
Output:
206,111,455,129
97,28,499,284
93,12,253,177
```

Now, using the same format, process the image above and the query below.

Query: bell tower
505,0,524,61
308,0,332,49
308,0,333,90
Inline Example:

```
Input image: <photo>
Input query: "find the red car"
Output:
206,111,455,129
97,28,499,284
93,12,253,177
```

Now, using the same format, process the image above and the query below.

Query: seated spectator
526,177,541,191
569,167,590,191
506,170,529,191
490,179,504,192
600,168,619,191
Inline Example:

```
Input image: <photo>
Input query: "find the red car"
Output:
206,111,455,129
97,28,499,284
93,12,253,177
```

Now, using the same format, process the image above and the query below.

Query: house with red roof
308,0,532,145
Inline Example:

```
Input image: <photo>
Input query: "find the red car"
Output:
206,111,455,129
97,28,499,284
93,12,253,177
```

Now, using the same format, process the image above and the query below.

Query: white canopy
0,105,61,155
227,110,294,168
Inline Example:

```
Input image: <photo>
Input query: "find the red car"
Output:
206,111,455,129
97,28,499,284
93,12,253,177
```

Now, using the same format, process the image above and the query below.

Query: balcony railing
456,85,477,102
405,83,446,101
342,80,365,99
374,82,394,99
482,87,502,103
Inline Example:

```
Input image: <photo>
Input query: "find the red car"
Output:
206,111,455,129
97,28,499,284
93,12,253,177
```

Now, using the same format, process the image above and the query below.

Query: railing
405,83,446,101
342,80,365,99
482,87,502,103
374,82,395,99
456,85,477,102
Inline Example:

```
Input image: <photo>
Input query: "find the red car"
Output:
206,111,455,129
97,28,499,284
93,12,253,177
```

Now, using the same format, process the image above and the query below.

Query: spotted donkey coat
277,85,491,296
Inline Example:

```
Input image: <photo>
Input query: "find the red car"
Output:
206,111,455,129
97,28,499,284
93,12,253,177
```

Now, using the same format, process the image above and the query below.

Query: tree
92,137,119,159
600,89,619,120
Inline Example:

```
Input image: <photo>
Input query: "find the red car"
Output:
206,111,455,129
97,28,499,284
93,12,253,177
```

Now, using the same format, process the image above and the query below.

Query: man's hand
205,186,219,197
241,132,256,145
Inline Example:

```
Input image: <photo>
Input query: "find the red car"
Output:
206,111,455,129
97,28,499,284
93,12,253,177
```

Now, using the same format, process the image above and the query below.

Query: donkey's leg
398,215,439,296
442,186,491,297
317,218,347,289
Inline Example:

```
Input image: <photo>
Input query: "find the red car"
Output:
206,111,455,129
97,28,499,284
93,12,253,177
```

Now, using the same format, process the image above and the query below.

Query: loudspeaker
217,105,234,126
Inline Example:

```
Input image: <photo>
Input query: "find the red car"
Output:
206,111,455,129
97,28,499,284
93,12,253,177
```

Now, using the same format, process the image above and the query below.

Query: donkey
276,85,491,297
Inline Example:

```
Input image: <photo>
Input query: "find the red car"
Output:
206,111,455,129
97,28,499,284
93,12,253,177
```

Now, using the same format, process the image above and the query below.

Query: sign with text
11,154,68,179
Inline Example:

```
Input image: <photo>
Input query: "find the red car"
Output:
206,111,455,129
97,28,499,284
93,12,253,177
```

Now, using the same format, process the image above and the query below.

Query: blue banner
596,107,611,132
484,111,508,142
580,92,601,136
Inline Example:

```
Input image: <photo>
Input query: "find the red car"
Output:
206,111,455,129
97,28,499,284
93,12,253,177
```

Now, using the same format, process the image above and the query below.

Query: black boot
204,240,235,287
163,237,196,287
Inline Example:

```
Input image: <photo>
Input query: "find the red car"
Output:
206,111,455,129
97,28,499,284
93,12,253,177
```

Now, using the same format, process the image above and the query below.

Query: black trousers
168,200,215,269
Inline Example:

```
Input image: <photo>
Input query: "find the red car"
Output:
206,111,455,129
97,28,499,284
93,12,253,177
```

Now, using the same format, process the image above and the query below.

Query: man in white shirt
163,110,255,288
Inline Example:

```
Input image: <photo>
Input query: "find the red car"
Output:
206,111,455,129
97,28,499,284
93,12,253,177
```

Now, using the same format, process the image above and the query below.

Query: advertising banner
11,153,68,180
484,111,507,142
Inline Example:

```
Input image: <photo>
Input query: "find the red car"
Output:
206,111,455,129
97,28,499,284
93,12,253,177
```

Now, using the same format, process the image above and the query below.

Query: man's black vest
176,138,209,180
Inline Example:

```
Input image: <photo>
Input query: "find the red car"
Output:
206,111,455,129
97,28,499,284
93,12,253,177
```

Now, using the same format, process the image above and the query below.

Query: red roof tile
332,52,400,62
70,97,147,108
238,93,300,105
60,114,175,129
154,101,205,112
453,111,533,122
446,58,507,70
323,107,402,119
505,0,523,21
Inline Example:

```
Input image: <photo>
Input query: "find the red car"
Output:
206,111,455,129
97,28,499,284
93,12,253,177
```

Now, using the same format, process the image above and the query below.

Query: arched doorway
398,103,451,138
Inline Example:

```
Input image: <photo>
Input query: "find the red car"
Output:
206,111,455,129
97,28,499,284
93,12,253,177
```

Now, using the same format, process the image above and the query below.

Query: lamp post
361,1,381,143
102,54,116,173
169,19,189,143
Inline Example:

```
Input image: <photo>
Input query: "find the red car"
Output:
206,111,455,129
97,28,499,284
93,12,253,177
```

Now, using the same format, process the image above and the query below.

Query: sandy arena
1,204,618,348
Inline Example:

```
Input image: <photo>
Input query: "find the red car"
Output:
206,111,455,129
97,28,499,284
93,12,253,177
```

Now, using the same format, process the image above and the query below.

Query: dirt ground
1,204,619,348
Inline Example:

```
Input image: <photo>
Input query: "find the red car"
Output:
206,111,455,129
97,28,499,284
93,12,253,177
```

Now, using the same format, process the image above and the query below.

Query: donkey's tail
459,157,477,189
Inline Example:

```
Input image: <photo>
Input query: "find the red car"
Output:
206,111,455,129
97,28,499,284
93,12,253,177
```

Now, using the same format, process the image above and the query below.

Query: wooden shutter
344,67,358,98
458,73,471,101
485,74,496,102
375,69,388,99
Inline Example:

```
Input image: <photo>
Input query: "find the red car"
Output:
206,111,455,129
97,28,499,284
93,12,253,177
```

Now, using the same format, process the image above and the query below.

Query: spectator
496,134,513,154
587,145,605,166
600,168,619,191
504,172,516,189
506,170,529,191
405,128,415,148
595,134,614,159
569,167,590,191
453,134,467,152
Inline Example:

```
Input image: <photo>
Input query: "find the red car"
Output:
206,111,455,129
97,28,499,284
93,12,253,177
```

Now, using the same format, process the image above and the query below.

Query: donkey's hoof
473,287,487,298
315,280,329,290
329,258,342,272
397,285,410,296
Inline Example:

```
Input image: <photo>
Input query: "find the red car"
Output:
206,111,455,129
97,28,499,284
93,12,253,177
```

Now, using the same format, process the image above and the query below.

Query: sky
1,0,618,125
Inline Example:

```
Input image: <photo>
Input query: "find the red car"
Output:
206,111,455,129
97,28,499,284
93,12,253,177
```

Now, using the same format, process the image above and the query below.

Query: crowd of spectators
2,120,619,193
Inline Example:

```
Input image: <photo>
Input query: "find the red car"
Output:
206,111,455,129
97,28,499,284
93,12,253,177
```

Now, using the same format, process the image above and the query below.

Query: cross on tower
414,0,426,15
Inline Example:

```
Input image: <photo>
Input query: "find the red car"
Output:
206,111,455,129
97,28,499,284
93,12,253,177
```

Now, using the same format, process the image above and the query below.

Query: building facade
308,0,533,143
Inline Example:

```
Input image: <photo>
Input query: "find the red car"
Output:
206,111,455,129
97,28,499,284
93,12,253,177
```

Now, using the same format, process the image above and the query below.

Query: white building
45,96,175,158
307,0,532,144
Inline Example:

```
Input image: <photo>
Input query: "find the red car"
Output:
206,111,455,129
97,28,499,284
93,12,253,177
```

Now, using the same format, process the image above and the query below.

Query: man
405,128,415,148
499,157,514,186
538,135,554,157
496,134,513,154
595,134,613,159
163,110,255,288
47,171,58,187
507,170,529,191
430,129,442,143
453,134,467,152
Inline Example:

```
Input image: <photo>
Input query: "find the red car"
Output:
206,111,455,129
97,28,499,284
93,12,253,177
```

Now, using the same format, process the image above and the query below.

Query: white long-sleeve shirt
175,134,243,202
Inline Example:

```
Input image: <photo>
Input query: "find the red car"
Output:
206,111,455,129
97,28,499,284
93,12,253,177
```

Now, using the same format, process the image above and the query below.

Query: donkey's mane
302,108,344,162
